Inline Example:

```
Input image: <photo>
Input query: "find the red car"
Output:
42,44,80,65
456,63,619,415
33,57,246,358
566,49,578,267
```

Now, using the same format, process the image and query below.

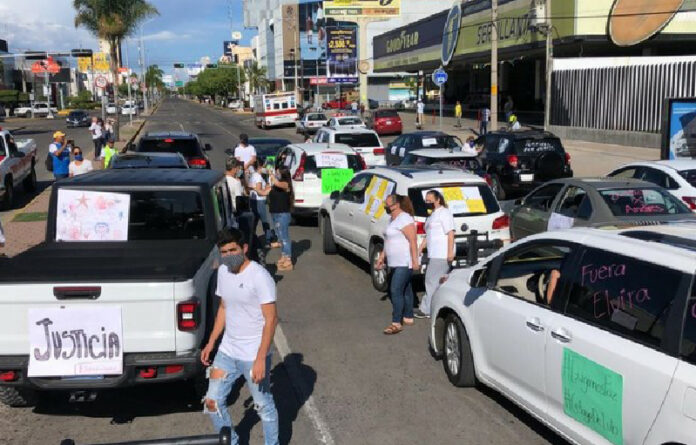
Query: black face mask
425,202,435,211
384,206,392,215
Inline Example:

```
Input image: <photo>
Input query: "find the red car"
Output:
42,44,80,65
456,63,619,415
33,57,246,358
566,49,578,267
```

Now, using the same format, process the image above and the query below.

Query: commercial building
373,0,696,147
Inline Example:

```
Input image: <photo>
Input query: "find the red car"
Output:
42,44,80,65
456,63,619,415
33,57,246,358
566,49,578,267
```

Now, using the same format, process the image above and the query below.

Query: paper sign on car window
423,186,486,214
316,153,348,169
422,138,438,147
321,168,354,194
56,190,130,241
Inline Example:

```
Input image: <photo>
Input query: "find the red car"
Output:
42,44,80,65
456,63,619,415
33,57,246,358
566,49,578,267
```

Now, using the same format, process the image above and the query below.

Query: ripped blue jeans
203,351,279,445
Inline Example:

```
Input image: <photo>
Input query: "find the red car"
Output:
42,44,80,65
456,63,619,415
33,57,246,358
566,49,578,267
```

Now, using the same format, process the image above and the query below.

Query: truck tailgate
0,281,175,355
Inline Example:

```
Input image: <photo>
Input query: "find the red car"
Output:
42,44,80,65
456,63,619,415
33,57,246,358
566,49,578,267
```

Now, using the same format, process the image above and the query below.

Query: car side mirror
225,148,234,156
330,190,341,200
204,143,212,151
470,267,487,288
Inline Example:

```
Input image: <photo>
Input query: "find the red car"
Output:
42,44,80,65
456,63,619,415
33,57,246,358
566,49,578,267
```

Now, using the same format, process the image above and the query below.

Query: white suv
430,223,696,445
319,166,510,291
313,127,385,167
276,143,366,216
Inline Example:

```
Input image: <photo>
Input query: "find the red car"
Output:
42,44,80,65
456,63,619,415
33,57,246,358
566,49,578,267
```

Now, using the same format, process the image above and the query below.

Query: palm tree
74,0,158,141
245,61,269,95
145,64,164,92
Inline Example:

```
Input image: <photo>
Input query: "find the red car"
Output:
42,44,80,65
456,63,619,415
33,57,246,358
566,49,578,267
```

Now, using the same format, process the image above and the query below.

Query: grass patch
12,212,48,222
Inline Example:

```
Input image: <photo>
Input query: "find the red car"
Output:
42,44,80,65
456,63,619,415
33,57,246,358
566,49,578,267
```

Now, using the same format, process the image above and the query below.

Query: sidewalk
1,190,51,257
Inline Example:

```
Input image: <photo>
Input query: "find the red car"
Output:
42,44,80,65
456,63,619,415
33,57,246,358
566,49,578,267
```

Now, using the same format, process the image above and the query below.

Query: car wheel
23,112,30,118
23,162,37,192
442,314,476,387
370,242,389,293
321,215,338,254
0,387,38,407
489,174,506,201
1,177,14,210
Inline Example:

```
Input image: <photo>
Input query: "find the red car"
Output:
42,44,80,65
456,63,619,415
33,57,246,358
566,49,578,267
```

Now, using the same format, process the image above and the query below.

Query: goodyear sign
77,52,111,73
324,0,400,18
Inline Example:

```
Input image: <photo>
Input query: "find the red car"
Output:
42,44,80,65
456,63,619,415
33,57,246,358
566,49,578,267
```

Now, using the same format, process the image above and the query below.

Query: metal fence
551,58,696,134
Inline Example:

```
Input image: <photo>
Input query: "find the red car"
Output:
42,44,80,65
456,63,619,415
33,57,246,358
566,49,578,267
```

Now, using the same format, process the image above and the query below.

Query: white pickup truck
12,103,57,118
0,129,38,210
0,168,237,407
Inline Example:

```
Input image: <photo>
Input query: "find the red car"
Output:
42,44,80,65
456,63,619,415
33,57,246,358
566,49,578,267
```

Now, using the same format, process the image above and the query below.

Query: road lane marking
274,325,335,445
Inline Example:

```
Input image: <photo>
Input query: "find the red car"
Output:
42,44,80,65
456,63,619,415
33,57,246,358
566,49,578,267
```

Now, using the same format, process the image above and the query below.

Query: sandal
270,242,282,249
383,324,403,335
402,318,415,326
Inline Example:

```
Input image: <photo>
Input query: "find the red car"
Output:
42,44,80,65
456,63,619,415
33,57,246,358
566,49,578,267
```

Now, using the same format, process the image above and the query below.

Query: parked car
476,130,573,200
275,142,366,216
121,102,138,116
365,109,403,136
430,222,696,445
130,132,212,169
385,131,463,166
227,99,243,110
109,152,189,169
319,166,510,291
323,99,350,110
400,149,485,177
0,130,37,210
509,177,695,240
296,112,328,135
106,103,118,114
313,128,385,167
327,116,366,130
65,110,90,128
0,169,235,407
607,160,696,211
12,103,57,118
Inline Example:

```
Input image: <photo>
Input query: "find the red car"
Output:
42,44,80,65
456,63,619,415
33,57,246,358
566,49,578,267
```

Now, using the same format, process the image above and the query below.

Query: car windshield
111,156,187,169
599,188,691,216
420,135,462,149
335,133,380,147
138,138,200,157
679,169,696,187
376,110,399,118
337,117,362,125
408,184,500,217
305,153,364,175
253,143,285,158
308,114,327,121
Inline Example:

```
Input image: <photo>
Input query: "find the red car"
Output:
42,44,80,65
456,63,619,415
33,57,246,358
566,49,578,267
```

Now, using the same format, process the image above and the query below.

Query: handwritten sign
422,138,439,147
423,186,486,215
563,348,623,445
321,168,354,194
28,307,123,377
56,190,130,241
363,178,394,218
316,153,349,169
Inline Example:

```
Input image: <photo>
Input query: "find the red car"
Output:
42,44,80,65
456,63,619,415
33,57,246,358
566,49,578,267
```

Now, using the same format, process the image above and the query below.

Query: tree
194,64,246,103
145,64,165,92
74,0,158,141
245,61,268,95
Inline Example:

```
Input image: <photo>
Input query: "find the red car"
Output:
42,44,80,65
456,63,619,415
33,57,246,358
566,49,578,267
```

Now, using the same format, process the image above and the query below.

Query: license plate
386,120,392,125
520,174,534,182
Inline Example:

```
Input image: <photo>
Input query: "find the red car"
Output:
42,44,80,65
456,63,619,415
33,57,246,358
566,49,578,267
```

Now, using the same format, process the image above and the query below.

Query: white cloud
142,30,191,41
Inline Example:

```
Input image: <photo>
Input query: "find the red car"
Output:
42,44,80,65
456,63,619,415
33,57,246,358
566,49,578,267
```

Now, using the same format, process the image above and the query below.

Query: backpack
45,153,53,172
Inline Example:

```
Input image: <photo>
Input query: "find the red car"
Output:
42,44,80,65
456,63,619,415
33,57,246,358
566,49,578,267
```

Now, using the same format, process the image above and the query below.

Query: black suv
385,131,463,166
476,130,573,200
131,132,212,169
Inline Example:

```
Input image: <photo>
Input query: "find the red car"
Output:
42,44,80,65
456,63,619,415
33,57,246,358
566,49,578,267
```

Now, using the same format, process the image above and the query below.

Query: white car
607,160,696,211
121,103,137,116
319,166,510,291
430,223,696,445
296,112,328,135
275,143,366,216
12,103,57,118
0,130,37,210
327,116,366,130
106,103,118,114
314,127,385,167
227,99,243,110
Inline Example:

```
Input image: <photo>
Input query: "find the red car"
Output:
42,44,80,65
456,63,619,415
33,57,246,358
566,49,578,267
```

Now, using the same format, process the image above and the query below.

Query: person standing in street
225,158,255,254
49,131,70,180
101,137,118,168
248,159,274,254
509,114,521,131
103,118,114,142
376,194,419,335
89,116,103,160
234,134,257,173
351,100,358,116
68,146,93,177
201,228,279,444
415,190,454,319
480,106,490,135
504,96,514,121
454,101,463,128
268,166,294,271
416,98,425,129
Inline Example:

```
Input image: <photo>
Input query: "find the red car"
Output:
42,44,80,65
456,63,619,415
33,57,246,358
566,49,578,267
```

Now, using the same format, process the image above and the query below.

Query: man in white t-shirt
201,229,279,441
416,98,425,128
233,134,256,171
89,117,103,159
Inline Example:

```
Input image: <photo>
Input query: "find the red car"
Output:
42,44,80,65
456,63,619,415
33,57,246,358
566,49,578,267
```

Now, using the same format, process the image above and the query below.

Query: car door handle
551,328,572,343
348,212,354,217
371,218,377,223
525,318,544,332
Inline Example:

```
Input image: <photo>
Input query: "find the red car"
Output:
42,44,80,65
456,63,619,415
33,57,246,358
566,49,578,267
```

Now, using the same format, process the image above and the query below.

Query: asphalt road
0,98,588,444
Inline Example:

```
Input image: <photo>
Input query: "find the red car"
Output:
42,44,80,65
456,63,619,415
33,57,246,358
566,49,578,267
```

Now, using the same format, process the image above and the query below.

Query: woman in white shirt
415,190,455,318
68,146,93,177
248,159,274,250
376,194,419,335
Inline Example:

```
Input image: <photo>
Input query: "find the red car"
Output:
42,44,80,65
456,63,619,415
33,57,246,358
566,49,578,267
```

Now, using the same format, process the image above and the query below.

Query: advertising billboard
326,26,357,83
299,0,327,76
77,52,110,73
662,97,696,160
223,40,239,57
324,0,400,18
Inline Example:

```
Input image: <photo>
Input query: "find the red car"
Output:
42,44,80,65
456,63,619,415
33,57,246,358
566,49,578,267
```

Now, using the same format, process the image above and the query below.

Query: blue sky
1,0,253,75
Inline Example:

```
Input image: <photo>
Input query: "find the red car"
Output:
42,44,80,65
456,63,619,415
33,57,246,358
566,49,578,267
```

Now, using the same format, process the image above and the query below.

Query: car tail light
416,221,426,235
293,152,307,181
165,365,184,374
565,152,571,164
139,367,157,379
164,138,174,143
0,371,17,382
188,158,208,168
358,154,367,170
0,156,5,162
484,173,492,186
682,196,696,210
373,147,385,155
492,215,510,230
507,155,519,168
177,299,200,331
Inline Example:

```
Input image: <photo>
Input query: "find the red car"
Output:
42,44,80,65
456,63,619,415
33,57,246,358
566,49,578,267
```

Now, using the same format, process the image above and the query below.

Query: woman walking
376,194,419,335
268,166,294,271
414,190,454,319
248,159,274,254
68,146,93,177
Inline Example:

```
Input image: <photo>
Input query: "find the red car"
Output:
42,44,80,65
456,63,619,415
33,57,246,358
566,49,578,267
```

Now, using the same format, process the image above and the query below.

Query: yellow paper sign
466,199,486,213
365,176,378,197
443,187,464,202
377,179,389,199
364,196,376,215
374,205,386,219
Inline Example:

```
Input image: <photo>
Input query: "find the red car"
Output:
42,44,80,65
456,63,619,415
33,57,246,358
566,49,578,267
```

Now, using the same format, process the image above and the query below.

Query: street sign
231,31,242,40
94,75,108,89
432,69,448,86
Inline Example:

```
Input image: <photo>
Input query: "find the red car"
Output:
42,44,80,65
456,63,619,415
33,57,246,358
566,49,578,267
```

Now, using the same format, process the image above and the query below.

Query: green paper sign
321,168,354,194
265,156,276,168
562,348,623,445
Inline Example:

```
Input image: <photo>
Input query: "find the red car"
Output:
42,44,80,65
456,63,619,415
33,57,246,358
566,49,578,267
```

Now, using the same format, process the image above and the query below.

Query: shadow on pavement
292,239,311,261
4,180,52,212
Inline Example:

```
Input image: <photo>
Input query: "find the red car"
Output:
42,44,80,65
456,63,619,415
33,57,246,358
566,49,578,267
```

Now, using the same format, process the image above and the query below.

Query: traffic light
173,63,184,68
71,49,93,57
24,51,47,60
206,64,218,69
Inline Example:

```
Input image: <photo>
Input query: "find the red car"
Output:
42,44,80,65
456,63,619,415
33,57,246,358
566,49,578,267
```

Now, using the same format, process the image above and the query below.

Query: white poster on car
548,212,575,231
316,153,349,169
28,306,123,377
56,190,131,241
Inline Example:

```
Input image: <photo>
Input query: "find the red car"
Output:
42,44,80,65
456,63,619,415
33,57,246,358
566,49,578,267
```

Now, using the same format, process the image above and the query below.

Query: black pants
93,138,104,159
479,121,488,135
236,211,257,260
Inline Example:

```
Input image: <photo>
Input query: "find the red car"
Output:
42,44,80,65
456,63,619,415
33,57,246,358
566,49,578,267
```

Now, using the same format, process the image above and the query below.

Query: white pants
420,258,450,315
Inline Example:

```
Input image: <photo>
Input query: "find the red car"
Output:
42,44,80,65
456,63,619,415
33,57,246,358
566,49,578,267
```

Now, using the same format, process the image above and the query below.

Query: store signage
441,2,461,65
609,0,684,47
373,9,448,60
324,0,401,18
326,26,358,82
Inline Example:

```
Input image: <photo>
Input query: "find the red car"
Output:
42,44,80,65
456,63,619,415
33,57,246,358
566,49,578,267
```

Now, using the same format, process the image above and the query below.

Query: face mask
74,154,83,161
425,202,435,211
384,206,392,215
235,170,243,178
221,253,245,273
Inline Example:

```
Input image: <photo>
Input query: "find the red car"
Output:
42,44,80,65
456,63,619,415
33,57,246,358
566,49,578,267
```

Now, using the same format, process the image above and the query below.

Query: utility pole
490,0,498,131
125,42,133,126
544,0,553,131
139,26,148,115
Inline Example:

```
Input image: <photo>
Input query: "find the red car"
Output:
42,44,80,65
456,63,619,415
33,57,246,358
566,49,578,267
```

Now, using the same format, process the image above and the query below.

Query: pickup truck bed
0,240,214,283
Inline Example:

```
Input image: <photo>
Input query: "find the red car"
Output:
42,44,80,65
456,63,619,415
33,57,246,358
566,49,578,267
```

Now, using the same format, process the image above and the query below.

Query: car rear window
305,153,363,175
511,138,565,155
338,117,363,125
68,112,84,118
308,113,327,121
420,135,462,149
408,184,500,217
138,139,200,157
335,133,380,147
253,143,285,159
404,155,481,171
599,188,691,216
679,169,696,187
376,110,399,118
